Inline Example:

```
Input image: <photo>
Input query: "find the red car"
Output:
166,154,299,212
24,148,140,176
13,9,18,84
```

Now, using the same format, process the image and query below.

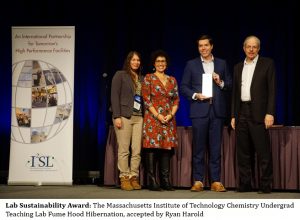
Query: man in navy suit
231,35,276,194
181,35,232,192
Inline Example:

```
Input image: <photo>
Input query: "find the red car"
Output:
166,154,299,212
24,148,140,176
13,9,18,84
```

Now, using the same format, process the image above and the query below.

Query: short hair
150,49,170,66
243,35,261,48
196,35,213,46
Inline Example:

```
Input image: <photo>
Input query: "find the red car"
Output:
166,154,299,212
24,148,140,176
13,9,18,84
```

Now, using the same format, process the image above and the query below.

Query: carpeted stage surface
1,185,299,199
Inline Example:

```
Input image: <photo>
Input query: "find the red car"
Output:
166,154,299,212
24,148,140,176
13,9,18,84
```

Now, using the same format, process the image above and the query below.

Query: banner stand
9,26,75,185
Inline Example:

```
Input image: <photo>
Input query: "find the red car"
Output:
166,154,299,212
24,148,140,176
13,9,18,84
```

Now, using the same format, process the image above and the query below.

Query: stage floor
1,185,299,199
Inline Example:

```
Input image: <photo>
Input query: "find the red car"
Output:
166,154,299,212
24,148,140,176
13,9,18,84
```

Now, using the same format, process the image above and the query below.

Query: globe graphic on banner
11,60,73,144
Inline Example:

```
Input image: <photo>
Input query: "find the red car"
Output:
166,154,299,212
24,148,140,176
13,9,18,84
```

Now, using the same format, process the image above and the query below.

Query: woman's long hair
122,51,142,88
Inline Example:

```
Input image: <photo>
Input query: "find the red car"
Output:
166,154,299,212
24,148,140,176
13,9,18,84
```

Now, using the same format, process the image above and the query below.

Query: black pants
236,103,273,189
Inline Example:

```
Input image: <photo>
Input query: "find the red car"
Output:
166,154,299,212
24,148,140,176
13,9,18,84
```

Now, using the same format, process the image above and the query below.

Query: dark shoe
161,183,175,191
236,184,252,192
258,187,271,194
149,184,162,191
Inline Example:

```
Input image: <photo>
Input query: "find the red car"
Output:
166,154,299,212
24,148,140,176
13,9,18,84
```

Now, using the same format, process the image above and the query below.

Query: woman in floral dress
142,50,179,191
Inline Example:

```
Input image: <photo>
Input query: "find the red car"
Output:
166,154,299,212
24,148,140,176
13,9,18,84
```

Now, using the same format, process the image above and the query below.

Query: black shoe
236,184,252,192
161,184,175,191
148,185,162,191
258,187,271,194
147,178,162,191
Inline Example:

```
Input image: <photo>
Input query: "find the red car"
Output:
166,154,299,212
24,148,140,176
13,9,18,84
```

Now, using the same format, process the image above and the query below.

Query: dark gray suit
111,70,135,119
231,56,276,191
231,57,276,122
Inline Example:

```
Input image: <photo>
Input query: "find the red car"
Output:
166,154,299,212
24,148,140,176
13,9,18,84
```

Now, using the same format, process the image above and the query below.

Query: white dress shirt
241,55,258,101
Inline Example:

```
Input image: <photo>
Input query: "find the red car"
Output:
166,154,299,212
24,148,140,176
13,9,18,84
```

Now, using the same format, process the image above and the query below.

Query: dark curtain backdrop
0,0,298,182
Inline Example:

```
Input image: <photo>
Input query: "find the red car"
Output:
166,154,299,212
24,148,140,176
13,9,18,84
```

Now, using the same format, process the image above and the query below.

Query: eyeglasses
245,45,259,50
155,60,166,63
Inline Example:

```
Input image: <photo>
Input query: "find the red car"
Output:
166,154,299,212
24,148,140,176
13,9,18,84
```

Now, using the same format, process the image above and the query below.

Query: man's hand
231,118,235,130
195,93,210,101
264,114,274,129
213,72,222,86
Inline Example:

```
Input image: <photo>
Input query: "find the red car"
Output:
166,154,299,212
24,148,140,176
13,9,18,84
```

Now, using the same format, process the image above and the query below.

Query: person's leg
208,109,223,182
159,149,174,191
208,108,226,192
129,116,143,189
191,117,209,182
249,122,273,193
114,117,133,190
144,149,161,191
190,117,208,191
236,104,253,192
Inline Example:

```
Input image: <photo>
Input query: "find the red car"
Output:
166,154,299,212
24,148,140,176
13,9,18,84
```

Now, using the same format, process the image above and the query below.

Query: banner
9,26,75,185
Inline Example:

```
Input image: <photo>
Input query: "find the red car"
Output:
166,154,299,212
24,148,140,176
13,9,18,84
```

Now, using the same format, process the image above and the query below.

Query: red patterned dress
142,73,179,149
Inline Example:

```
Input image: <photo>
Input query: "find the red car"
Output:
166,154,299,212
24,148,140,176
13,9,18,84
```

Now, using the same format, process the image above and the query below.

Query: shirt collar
201,54,214,63
244,54,259,65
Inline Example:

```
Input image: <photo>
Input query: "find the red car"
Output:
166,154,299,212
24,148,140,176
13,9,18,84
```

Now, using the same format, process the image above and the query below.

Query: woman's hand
164,114,173,123
157,114,165,124
157,114,173,124
114,118,122,129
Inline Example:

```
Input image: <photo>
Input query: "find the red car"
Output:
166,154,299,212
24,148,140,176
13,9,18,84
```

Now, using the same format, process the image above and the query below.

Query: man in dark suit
181,35,232,192
231,35,276,194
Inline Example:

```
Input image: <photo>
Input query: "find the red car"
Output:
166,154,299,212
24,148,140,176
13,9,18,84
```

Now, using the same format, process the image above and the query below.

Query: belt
204,98,213,104
241,101,251,105
199,98,212,104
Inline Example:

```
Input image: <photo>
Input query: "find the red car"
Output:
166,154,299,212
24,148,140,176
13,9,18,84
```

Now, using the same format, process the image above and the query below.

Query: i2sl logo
28,153,55,168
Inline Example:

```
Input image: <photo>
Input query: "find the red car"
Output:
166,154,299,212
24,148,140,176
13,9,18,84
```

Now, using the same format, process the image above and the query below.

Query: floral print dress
142,73,179,149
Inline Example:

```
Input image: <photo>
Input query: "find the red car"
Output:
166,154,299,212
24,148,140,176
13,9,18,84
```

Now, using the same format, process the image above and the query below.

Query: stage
0,185,299,199
104,126,300,190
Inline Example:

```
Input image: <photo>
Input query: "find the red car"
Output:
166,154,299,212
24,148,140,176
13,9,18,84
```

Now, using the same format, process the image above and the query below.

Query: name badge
133,95,141,111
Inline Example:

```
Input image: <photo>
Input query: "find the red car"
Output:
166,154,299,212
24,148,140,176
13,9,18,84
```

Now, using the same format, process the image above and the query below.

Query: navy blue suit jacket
181,57,232,118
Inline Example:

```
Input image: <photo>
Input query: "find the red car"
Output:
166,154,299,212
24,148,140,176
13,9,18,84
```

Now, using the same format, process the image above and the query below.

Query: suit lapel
250,57,262,92
236,62,244,100
251,57,261,86
125,73,135,94
197,58,205,73
237,62,243,95
213,59,219,73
